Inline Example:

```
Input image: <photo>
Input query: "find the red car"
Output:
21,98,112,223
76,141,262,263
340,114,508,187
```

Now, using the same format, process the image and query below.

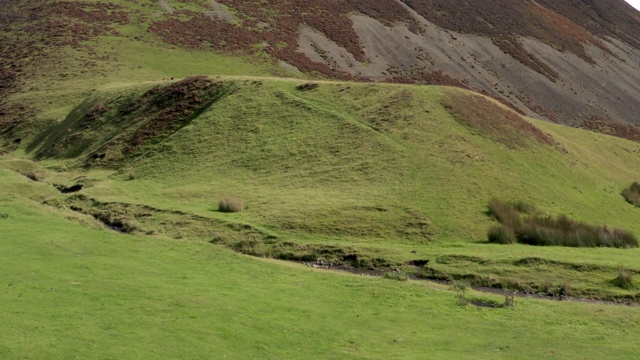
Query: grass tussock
487,199,638,248
622,182,640,207
383,270,408,281
613,268,634,289
218,197,244,213
487,224,516,244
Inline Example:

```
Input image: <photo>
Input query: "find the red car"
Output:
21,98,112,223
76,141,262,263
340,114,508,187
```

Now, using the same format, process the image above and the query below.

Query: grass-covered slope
3,167,640,359
7,77,640,300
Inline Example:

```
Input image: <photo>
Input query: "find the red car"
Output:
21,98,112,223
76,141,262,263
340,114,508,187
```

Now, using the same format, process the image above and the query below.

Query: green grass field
4,73,640,357
7,77,640,297
4,2,640,357
3,177,640,359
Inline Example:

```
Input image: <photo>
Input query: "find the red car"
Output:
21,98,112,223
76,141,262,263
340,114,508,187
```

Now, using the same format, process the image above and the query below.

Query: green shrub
613,268,634,289
513,201,537,215
218,197,244,213
488,224,516,244
487,198,522,229
232,239,265,257
487,199,638,248
622,182,640,207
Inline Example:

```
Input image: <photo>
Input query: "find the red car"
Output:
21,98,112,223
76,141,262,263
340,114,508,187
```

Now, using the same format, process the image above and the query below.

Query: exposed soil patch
400,0,613,75
54,184,83,194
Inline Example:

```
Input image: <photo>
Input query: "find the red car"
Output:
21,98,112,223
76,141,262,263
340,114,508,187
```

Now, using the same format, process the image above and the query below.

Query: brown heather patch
580,116,640,143
22,1,129,47
535,0,640,50
30,76,234,163
0,1,129,96
516,94,559,123
388,68,470,88
122,76,232,155
442,91,555,149
148,0,421,79
0,101,35,154
400,0,625,78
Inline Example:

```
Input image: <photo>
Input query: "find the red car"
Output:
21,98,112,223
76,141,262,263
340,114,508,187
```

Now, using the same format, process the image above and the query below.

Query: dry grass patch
218,197,244,213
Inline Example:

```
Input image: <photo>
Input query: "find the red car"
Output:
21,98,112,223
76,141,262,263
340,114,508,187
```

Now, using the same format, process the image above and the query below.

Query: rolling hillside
4,76,640,298
2,1,640,358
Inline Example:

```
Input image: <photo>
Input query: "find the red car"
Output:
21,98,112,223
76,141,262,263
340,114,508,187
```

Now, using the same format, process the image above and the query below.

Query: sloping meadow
18,78,640,300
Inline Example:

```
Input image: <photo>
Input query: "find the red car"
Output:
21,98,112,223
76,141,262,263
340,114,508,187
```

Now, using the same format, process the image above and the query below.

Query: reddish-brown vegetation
442,91,555,149
148,0,422,79
388,69,469,88
580,116,640,143
535,0,640,50
123,76,231,154
0,1,129,96
399,0,623,78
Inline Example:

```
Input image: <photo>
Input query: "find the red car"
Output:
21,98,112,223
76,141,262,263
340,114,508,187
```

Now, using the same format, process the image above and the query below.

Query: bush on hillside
622,182,640,207
487,198,522,229
487,224,516,244
487,199,638,248
218,197,244,213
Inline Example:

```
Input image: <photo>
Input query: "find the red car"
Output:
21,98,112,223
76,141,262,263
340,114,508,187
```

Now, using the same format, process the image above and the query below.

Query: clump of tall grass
622,182,640,207
218,197,244,213
487,199,638,248
613,268,634,289
487,224,516,244
384,270,408,281
487,198,522,230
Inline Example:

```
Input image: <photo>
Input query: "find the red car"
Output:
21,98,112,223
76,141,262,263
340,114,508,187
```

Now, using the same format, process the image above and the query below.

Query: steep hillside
1,0,639,135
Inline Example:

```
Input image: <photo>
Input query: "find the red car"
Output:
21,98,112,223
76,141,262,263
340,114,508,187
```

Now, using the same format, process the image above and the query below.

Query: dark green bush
487,198,522,229
487,200,638,248
488,224,516,244
622,182,640,207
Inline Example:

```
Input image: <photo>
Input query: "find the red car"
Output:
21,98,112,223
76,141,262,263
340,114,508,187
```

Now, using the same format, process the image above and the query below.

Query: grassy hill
3,1,640,357
4,76,640,299
3,71,640,356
